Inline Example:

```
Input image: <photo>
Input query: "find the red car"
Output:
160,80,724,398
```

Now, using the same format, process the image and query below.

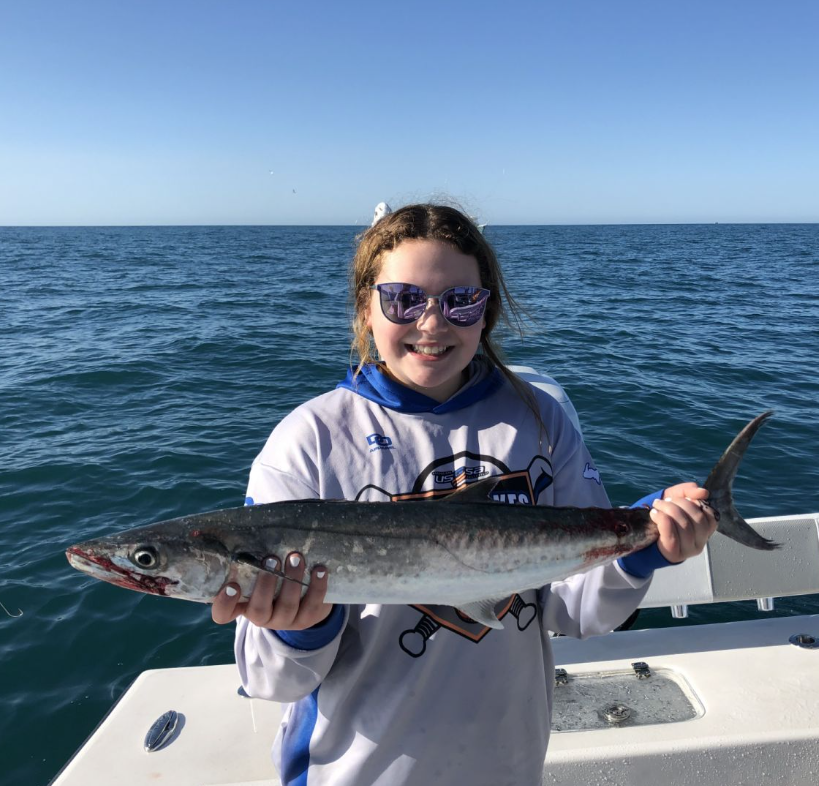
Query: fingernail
264,557,279,572
315,570,326,579
664,497,673,502
650,508,659,521
289,554,301,568
225,586,237,597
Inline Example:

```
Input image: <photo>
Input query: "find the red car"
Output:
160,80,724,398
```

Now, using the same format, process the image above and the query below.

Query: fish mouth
66,546,179,597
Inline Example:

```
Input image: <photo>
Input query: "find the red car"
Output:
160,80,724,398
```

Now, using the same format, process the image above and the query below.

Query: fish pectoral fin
457,599,506,630
441,476,502,503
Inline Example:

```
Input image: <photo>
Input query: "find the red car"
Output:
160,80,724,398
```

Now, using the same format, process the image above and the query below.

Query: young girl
212,204,717,786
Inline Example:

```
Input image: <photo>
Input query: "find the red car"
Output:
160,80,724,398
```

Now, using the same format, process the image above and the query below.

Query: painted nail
289,554,301,568
664,497,673,502
264,557,279,572
225,586,238,597
315,570,326,579
649,508,659,521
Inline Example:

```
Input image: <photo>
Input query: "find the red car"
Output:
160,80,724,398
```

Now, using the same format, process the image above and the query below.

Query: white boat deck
52,612,819,786
53,663,283,786
548,614,819,785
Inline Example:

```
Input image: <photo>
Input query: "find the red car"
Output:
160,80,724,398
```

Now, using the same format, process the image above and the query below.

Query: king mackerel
67,412,777,629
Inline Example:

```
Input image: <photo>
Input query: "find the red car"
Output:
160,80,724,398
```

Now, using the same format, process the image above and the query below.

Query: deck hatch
552,667,703,732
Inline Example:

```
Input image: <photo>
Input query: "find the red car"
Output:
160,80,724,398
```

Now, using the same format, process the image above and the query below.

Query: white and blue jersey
235,359,670,786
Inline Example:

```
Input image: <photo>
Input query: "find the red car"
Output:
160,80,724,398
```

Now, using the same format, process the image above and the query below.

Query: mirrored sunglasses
371,283,490,328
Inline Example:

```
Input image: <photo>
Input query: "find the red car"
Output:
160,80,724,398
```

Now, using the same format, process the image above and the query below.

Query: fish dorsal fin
457,599,506,630
440,476,501,503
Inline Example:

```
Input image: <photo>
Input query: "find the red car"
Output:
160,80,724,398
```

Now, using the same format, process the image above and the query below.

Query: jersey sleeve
539,405,652,637
235,607,351,702
234,408,349,701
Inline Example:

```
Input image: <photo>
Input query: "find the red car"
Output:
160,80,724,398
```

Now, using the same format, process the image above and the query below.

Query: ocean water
1,223,818,784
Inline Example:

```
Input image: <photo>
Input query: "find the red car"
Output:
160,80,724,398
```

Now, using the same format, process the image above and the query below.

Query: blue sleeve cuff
629,489,665,510
274,604,345,650
618,541,677,579
617,489,676,579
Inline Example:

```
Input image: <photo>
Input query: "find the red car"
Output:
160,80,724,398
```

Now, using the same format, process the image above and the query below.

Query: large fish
66,412,778,628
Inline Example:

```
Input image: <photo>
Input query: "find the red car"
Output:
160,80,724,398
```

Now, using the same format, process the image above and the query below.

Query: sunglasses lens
377,284,427,324
441,287,490,326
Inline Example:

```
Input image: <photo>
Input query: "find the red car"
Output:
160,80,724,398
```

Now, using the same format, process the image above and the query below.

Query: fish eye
132,545,159,569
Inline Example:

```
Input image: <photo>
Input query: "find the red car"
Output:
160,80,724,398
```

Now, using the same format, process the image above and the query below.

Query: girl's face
367,239,485,402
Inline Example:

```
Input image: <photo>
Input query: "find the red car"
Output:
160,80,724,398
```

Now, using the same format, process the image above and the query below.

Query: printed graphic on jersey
398,596,538,656
583,463,601,485
432,464,488,488
354,451,552,503
352,451,552,656
366,433,395,452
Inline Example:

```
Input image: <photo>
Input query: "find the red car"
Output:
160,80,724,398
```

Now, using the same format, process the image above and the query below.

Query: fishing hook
0,600,23,618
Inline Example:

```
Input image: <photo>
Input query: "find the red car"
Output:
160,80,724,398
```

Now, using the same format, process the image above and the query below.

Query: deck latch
631,661,651,679
789,633,819,649
144,710,179,752
603,703,632,724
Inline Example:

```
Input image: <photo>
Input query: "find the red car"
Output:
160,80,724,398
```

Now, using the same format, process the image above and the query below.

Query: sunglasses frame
370,283,491,328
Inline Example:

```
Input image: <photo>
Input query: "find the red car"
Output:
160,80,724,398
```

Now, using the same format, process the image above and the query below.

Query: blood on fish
582,543,634,566
66,547,178,596
108,573,178,596
535,508,642,539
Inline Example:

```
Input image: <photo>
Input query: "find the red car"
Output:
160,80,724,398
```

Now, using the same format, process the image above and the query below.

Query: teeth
412,345,448,356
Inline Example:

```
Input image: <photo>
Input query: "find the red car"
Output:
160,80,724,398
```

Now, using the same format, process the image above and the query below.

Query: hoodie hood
336,357,504,414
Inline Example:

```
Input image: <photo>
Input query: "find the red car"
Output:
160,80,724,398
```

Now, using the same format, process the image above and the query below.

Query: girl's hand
211,552,333,630
651,482,719,564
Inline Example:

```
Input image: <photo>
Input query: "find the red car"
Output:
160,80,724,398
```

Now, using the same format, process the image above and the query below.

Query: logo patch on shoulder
583,463,601,485
366,433,395,452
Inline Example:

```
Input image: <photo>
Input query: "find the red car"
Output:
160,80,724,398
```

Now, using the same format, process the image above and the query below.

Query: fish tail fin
704,411,779,551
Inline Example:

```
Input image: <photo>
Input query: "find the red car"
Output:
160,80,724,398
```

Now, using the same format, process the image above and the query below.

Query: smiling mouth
409,344,451,356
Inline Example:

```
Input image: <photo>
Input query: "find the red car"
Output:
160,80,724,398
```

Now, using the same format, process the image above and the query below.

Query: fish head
66,524,233,603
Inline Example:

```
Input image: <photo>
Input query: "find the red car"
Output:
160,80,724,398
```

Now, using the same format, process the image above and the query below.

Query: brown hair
350,203,542,427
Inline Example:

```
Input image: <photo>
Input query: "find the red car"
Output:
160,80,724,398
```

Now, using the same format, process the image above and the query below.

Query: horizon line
1,221,817,229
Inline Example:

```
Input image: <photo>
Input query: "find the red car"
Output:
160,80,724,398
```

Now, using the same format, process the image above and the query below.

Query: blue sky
1,0,817,225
